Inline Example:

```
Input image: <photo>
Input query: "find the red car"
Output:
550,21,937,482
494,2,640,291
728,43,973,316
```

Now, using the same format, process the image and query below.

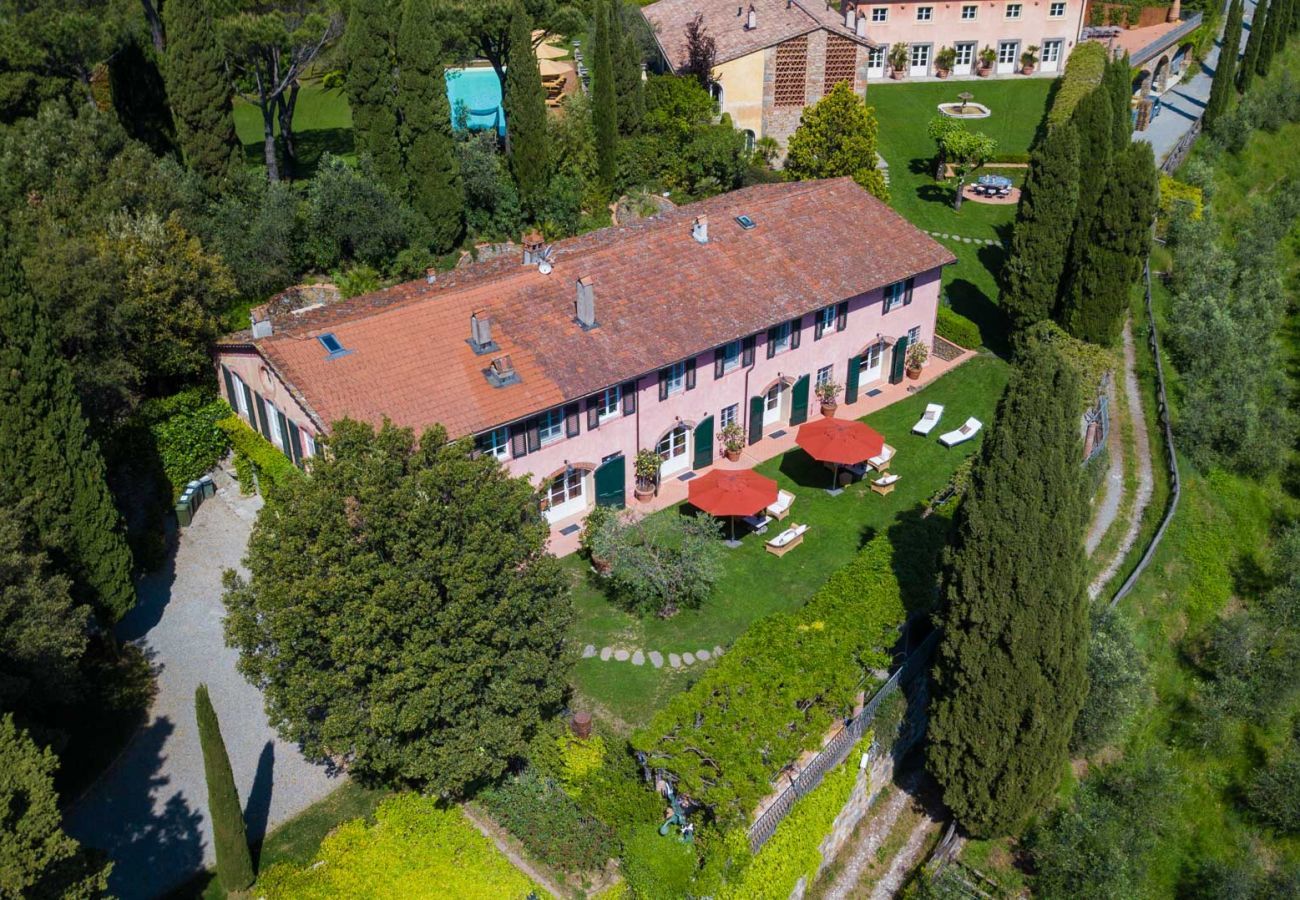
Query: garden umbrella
795,418,885,489
688,468,779,544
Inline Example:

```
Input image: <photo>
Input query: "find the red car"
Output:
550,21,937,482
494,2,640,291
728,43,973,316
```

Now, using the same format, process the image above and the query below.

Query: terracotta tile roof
219,178,955,439
642,0,876,70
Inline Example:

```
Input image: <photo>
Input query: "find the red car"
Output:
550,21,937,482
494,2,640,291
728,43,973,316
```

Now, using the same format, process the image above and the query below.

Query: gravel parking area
65,468,338,899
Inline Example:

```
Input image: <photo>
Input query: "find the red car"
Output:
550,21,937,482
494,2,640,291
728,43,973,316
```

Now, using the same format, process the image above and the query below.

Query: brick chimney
1167,0,1181,21
470,310,497,354
692,215,709,244
522,230,545,265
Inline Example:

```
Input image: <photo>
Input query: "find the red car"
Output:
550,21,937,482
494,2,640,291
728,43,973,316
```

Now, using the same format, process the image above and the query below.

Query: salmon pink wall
216,349,322,455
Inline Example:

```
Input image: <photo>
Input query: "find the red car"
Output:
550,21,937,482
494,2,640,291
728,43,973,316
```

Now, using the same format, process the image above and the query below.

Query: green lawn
233,84,354,176
569,355,1010,727
868,78,1055,241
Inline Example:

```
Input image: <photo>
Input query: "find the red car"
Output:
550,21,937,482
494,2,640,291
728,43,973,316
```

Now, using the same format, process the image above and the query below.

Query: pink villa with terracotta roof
213,179,958,539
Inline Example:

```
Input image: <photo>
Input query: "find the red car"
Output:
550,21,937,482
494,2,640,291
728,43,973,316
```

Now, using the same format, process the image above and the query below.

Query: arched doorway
1154,55,1171,93
656,424,691,478
761,380,788,429
543,465,593,523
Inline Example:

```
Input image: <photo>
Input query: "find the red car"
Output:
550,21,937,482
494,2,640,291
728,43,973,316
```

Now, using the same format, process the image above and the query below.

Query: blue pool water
445,67,505,136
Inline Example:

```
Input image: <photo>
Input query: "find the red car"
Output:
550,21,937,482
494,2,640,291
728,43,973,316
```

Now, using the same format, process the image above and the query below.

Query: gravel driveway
65,468,338,899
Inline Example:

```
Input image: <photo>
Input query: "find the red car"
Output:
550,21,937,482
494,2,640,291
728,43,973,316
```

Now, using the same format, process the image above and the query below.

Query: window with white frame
815,305,836,337
232,373,249,417
883,280,907,312
911,44,930,68
955,42,974,65
1005,2,1022,17
302,432,316,458
665,361,687,395
961,3,977,18
721,403,738,429
916,5,933,20
816,365,834,388
867,46,885,68
479,426,509,460
266,400,284,448
771,321,793,354
538,408,564,444
596,385,622,421
871,6,887,21
720,340,741,374
547,469,583,507
908,326,922,347
1042,39,1062,63
865,341,883,371
998,40,1018,64
657,426,688,464
1049,0,1065,14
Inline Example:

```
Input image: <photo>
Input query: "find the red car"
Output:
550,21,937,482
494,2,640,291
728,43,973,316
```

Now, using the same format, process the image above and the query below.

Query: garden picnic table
976,174,1013,189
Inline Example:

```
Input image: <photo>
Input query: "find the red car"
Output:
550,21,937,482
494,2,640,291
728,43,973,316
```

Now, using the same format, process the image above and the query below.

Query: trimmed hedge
257,794,540,898
216,415,302,493
632,535,904,829
1046,42,1108,130
936,306,982,349
136,390,232,499
478,770,618,875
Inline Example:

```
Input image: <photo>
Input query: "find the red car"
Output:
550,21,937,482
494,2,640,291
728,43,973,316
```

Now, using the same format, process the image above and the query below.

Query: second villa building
213,179,955,529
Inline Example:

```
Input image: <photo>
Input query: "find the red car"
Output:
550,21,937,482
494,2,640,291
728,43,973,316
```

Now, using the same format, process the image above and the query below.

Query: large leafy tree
928,348,1090,837
443,0,582,94
784,82,888,200
928,117,996,210
396,0,462,250
195,684,254,892
1206,0,1244,129
0,714,110,898
164,0,239,182
591,0,617,189
0,245,135,623
503,0,549,217
344,0,402,193
1060,141,1157,345
223,420,572,793
1001,124,1080,330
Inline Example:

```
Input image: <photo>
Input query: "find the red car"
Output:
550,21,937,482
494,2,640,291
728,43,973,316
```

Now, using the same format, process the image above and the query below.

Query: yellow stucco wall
713,51,766,137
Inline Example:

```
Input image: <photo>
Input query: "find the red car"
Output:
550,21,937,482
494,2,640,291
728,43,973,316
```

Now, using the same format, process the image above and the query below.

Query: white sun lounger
939,417,983,447
912,403,945,435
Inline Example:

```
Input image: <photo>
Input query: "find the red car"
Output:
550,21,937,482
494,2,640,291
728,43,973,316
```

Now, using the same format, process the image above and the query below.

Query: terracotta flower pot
1022,64,1036,75
978,65,992,77
906,366,922,381
821,402,838,418
724,448,742,462
937,69,950,79
634,485,655,502
891,68,904,80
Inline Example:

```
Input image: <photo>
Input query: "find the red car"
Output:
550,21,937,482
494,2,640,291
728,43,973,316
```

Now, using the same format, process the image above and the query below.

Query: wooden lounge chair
871,473,901,495
765,523,808,556
939,417,983,447
867,443,896,472
912,403,944,435
767,489,795,521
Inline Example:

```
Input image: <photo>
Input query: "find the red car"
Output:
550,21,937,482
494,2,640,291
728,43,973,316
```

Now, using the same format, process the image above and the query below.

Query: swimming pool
445,67,505,136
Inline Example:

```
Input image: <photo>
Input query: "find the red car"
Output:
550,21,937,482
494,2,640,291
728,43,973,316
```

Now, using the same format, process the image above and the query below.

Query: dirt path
820,780,915,900
462,804,567,899
869,811,944,900
1085,373,1124,557
1090,322,1155,598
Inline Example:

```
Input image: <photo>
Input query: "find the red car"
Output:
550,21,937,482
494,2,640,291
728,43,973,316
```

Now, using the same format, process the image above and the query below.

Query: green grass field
570,355,1010,726
233,84,354,176
868,78,1054,241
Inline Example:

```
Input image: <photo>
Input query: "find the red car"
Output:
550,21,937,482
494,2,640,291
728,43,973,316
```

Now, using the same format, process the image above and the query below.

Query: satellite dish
538,260,553,275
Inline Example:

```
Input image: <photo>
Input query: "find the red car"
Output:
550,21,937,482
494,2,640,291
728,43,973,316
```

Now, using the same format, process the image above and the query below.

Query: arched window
742,129,756,153
657,425,690,476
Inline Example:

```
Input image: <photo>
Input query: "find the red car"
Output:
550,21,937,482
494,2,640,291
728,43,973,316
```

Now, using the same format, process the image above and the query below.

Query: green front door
889,335,910,385
594,455,626,508
844,355,862,404
790,374,810,425
693,416,715,469
748,395,765,445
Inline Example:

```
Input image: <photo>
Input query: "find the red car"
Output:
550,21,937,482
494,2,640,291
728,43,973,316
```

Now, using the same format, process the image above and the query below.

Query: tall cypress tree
1060,141,1158,345
1001,124,1080,330
591,0,618,189
503,1,550,218
397,0,463,251
1206,0,1244,128
1103,55,1132,150
1257,0,1283,73
345,0,403,194
164,0,239,182
610,0,645,135
927,348,1090,838
195,684,255,893
1239,0,1269,91
0,248,134,624
1059,86,1114,319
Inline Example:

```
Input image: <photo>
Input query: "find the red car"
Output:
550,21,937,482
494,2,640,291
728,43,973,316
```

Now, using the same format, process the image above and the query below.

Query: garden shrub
621,827,704,900
1157,175,1203,225
591,511,724,617
1247,726,1300,834
137,389,232,499
477,770,618,875
257,793,540,898
1071,611,1148,755
1046,42,1108,131
216,415,301,494
633,535,904,829
556,731,607,796
935,306,981,349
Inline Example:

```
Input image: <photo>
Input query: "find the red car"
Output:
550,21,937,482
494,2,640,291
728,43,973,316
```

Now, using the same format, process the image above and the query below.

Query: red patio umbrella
795,418,885,489
688,468,779,544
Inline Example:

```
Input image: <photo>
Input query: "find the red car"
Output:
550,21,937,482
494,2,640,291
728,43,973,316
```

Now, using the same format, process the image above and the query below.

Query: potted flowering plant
905,341,929,379
634,448,661,502
1021,45,1039,75
816,379,843,417
888,43,910,79
977,45,996,76
935,46,957,79
580,504,615,574
718,421,746,461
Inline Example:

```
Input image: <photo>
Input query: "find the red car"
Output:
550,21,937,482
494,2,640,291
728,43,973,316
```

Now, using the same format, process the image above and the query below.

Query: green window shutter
221,366,237,407
766,327,778,359
241,383,255,424
790,316,802,350
790,374,810,425
714,347,726,378
742,335,756,366
845,355,862,404
692,416,714,469
685,358,696,390
275,410,290,451
748,395,765,445
287,420,304,465
836,301,849,331
889,336,910,384
254,393,272,439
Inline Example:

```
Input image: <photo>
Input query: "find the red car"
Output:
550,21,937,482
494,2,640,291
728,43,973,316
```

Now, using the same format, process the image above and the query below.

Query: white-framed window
596,385,621,421
815,305,836,336
480,426,509,460
1042,39,1062,63
998,41,1018,64
771,321,793,354
302,432,316,458
548,469,584,507
865,341,884,371
911,44,931,68
265,399,284,448
720,339,742,374
871,6,888,21
657,426,688,463
908,326,922,346
916,5,933,20
538,408,564,445
883,280,907,312
1049,0,1066,15
816,365,834,388
665,361,686,395
766,383,782,412
721,403,738,429
232,373,249,417
961,3,978,19
1005,2,1022,18
867,46,885,69
955,43,975,65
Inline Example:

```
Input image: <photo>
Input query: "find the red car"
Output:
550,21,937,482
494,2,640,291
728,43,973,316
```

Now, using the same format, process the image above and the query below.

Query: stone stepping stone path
584,644,726,670
924,229,1003,247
